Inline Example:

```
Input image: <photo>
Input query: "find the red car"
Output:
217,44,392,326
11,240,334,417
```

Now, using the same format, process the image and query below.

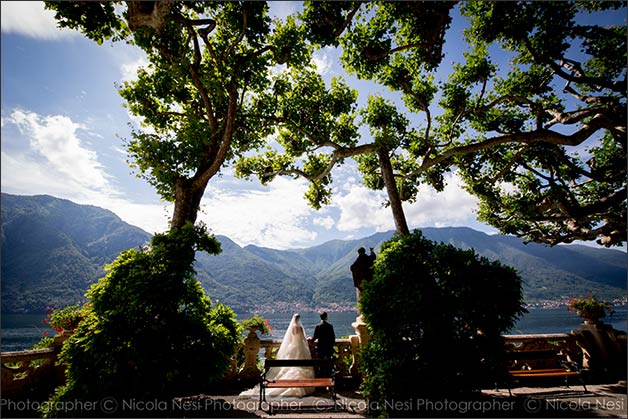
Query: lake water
2,308,626,352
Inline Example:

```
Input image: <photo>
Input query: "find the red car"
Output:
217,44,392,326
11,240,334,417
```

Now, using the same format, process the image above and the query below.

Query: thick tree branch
126,0,174,33
544,107,599,128
257,143,376,182
188,34,217,133
377,147,410,235
224,7,247,60
421,113,613,173
524,39,627,94
173,16,216,27
333,2,364,38
194,83,239,190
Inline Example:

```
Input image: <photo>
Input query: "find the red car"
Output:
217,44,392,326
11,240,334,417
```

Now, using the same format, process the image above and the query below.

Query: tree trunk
170,177,207,229
377,147,410,235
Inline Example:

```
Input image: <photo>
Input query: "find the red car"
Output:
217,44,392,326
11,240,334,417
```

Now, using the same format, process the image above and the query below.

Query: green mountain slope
1,194,151,313
194,236,317,313
1,194,625,314
310,228,627,306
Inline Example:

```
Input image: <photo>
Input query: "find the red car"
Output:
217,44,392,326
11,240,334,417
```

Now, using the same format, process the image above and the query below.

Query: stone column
571,322,627,382
239,327,261,380
349,335,361,377
352,315,369,347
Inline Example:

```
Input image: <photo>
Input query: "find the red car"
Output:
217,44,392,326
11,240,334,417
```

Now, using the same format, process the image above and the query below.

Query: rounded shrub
360,230,526,417
43,223,240,417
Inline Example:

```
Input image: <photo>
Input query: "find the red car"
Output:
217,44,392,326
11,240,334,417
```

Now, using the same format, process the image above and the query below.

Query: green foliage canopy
239,1,626,246
45,1,311,229
455,1,626,247
359,230,526,416
43,223,239,417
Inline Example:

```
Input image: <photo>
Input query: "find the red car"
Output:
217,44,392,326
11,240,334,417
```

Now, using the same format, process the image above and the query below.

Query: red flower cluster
42,304,85,334
42,306,63,333
567,293,615,321
265,318,273,337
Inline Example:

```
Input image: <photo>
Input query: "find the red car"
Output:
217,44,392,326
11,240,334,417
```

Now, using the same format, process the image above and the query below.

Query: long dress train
239,313,315,398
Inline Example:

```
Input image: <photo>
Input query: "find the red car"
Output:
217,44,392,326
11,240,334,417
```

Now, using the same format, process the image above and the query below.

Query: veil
274,313,311,361
239,313,315,398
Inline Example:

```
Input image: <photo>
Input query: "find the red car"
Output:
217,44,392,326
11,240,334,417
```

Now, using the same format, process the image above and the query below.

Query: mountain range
1,193,626,314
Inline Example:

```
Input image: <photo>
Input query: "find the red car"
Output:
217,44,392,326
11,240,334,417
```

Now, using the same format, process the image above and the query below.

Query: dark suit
312,320,336,360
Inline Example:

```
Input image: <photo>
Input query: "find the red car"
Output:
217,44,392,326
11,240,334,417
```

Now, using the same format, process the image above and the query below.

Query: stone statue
350,247,376,303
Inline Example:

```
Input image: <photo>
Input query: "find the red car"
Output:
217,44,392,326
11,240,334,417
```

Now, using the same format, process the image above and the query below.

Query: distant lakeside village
526,298,627,310
248,298,628,314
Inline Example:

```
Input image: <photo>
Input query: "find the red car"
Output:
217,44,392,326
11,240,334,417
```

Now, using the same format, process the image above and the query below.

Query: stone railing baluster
2,329,624,400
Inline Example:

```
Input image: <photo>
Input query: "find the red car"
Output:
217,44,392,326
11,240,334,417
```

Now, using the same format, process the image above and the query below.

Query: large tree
238,1,626,247
46,1,309,230
455,1,626,247
42,1,314,408
237,2,456,236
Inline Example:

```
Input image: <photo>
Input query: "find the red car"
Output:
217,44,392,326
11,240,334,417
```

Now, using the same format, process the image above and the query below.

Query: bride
239,313,315,398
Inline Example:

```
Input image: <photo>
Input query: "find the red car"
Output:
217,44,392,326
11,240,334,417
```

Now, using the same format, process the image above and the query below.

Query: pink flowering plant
567,294,615,322
44,303,86,333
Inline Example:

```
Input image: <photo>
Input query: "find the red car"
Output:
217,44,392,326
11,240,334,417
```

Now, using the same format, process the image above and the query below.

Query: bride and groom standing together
240,246,375,399
240,312,335,398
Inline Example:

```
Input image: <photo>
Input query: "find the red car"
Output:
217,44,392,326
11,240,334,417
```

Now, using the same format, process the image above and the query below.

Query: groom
311,312,336,376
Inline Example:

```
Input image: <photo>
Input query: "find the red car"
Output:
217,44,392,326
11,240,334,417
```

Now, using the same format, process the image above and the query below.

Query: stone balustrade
1,348,63,399
226,329,362,382
2,326,625,400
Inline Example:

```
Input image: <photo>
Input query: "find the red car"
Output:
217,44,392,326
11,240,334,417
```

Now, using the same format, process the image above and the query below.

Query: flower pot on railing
567,295,615,326
51,329,75,347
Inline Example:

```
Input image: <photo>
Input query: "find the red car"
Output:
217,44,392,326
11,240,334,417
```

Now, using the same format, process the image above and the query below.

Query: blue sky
1,2,624,250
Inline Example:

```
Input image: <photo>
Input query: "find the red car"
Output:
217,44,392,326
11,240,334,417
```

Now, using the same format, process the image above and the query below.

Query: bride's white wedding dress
239,314,315,398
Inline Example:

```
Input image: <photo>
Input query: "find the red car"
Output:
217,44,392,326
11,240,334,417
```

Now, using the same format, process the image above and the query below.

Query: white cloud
101,200,172,235
8,109,112,191
1,150,86,198
312,48,333,76
197,177,318,249
334,184,393,232
1,107,171,236
1,1,79,40
332,172,480,233
404,172,480,227
313,216,335,230
268,2,300,20
120,56,150,83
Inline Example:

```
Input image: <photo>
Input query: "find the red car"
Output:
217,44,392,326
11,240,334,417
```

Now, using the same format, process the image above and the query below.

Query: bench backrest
506,350,567,370
505,350,560,361
263,358,333,371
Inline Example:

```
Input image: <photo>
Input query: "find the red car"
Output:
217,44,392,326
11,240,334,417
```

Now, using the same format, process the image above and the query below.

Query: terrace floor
180,381,627,418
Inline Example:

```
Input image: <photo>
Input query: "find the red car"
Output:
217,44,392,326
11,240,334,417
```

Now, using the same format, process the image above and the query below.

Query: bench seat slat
504,350,587,396
259,359,336,414
510,371,580,378
260,359,337,413
508,368,575,374
506,350,560,360
266,379,333,388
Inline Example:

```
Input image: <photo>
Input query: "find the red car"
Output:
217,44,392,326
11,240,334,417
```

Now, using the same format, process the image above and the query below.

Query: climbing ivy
42,223,240,417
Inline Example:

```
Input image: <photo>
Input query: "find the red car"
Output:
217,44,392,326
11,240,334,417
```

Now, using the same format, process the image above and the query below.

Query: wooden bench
259,358,336,412
505,349,587,396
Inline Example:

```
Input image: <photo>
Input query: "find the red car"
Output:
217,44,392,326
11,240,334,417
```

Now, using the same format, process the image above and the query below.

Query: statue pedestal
352,315,369,347
349,315,369,378
239,328,261,381
572,322,627,381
